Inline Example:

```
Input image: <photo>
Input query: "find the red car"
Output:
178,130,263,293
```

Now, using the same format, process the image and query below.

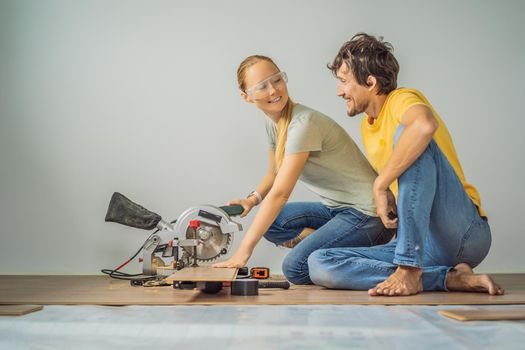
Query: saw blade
183,223,231,261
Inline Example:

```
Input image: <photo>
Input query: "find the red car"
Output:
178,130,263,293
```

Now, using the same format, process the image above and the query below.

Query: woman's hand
213,248,251,268
227,198,257,218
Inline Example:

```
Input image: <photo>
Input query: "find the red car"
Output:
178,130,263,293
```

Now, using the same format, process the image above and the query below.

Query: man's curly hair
328,33,399,95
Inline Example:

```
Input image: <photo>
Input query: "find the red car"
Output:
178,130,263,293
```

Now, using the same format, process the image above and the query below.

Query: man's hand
212,248,251,268
373,184,398,229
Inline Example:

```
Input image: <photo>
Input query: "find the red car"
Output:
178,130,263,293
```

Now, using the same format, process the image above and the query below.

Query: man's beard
347,100,367,117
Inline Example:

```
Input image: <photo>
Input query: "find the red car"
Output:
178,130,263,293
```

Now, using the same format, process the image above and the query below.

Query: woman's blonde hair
237,55,294,171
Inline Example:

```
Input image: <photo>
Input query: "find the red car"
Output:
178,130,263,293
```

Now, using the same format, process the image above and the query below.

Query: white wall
1,0,524,274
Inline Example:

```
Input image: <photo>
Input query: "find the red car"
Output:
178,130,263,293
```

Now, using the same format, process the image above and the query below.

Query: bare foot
446,263,504,295
281,228,315,249
368,266,423,296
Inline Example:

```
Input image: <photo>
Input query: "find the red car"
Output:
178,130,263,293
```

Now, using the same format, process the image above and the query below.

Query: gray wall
1,0,524,274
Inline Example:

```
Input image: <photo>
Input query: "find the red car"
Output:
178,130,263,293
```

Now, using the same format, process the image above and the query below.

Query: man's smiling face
335,62,371,117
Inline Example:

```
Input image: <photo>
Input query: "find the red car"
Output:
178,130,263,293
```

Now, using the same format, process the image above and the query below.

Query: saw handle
219,204,245,217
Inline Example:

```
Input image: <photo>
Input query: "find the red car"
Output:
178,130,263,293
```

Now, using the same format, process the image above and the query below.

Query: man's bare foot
446,263,504,295
368,266,423,296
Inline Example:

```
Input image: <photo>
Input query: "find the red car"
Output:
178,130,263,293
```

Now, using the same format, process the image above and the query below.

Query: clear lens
246,72,287,99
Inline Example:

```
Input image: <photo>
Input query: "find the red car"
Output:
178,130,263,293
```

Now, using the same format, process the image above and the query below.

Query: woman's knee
263,228,282,244
307,250,336,288
281,252,306,284
263,217,293,244
308,249,367,290
263,207,301,245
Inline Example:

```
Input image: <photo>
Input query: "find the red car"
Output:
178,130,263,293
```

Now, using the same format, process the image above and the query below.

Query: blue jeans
264,202,393,284
308,126,492,291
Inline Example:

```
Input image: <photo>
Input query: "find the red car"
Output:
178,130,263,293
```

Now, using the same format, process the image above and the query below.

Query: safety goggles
244,71,288,99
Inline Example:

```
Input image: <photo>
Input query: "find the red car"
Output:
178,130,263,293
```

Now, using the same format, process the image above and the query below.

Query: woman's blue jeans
308,126,492,291
264,203,393,284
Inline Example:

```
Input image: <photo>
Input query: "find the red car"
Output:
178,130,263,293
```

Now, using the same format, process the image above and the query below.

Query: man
307,33,504,296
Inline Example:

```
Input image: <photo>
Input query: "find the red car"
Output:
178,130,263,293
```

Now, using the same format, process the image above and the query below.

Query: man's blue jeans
264,202,393,284
308,126,492,291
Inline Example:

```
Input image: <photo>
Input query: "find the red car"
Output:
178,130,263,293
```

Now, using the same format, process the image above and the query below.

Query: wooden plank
165,267,238,282
0,274,523,306
0,305,43,316
439,308,525,321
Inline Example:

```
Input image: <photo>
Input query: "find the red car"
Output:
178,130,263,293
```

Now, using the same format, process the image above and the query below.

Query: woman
213,55,393,284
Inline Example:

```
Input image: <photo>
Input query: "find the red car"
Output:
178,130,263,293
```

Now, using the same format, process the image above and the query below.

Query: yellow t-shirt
360,88,486,217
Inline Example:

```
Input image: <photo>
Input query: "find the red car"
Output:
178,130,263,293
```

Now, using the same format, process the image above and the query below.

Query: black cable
102,218,178,281
101,229,159,280
100,270,152,281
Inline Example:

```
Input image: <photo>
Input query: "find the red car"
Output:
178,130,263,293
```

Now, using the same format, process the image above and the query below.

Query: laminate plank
0,305,43,316
439,308,525,321
164,267,238,282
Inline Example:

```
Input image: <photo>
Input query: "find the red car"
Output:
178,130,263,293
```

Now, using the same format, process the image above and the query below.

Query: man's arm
373,104,439,227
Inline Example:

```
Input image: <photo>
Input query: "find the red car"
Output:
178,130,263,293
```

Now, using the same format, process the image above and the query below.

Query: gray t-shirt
266,103,377,216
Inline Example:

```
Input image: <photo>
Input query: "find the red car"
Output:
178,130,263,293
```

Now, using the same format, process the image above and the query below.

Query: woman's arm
257,150,278,198
214,151,309,268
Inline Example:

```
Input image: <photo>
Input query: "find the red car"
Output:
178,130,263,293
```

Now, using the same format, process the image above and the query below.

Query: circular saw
104,192,244,275
173,205,241,263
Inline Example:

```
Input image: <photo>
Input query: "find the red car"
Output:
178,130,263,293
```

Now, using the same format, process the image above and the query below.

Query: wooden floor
0,274,523,306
